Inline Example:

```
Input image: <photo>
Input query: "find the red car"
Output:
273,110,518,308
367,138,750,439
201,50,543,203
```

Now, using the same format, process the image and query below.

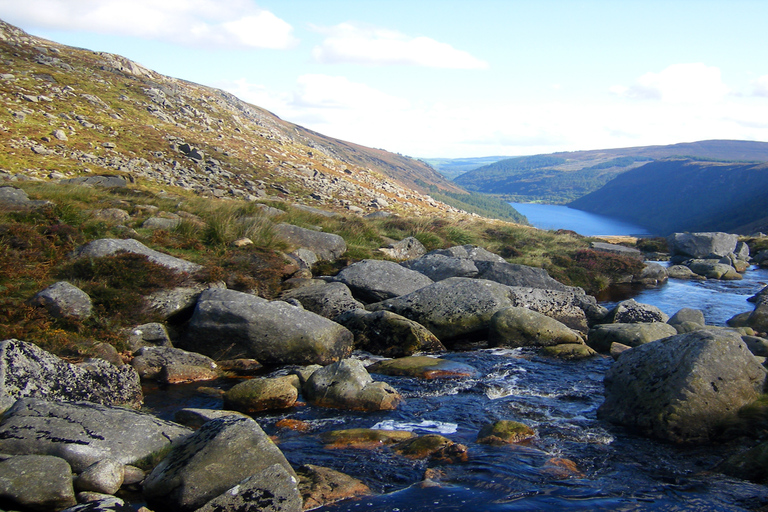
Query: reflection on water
509,203,651,237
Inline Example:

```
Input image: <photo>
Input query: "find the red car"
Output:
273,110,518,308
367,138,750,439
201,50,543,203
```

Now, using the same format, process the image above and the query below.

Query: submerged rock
297,464,371,510
476,420,537,445
604,299,669,324
391,434,468,462
223,375,300,413
367,355,479,379
320,428,415,449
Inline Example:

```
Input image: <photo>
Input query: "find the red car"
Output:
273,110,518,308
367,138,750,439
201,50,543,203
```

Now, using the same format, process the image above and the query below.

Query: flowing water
142,266,768,511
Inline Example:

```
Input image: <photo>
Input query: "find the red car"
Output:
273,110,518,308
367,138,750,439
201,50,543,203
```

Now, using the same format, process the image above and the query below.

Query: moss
477,420,536,445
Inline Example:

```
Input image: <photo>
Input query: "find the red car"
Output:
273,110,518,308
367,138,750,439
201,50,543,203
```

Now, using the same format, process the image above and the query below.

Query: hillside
0,19,517,221
421,156,512,180
454,140,768,203
568,158,768,235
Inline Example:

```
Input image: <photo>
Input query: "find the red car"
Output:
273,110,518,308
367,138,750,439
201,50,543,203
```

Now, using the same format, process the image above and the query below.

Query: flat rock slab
74,238,202,274
0,398,192,472
333,259,433,303
368,356,479,379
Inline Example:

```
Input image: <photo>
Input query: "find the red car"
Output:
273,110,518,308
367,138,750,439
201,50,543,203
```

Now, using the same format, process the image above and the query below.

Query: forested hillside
568,159,768,235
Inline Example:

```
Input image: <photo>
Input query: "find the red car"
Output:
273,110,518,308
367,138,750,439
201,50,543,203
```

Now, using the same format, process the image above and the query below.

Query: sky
2,0,768,159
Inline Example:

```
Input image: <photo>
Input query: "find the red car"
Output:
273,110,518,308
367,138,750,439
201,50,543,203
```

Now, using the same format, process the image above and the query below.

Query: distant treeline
416,180,528,224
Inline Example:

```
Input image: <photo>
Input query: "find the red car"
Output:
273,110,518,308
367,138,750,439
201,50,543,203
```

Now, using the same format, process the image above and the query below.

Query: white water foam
371,419,458,435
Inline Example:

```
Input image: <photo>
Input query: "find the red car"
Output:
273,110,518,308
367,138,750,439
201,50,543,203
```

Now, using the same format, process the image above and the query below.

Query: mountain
454,140,768,203
421,156,513,180
0,19,510,221
567,158,768,235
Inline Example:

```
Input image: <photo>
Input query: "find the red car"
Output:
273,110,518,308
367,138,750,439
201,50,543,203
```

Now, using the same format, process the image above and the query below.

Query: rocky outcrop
143,416,295,512
587,322,678,352
195,463,302,512
488,306,582,348
223,375,300,413
274,223,346,261
0,398,192,472
400,253,480,281
333,309,445,357
280,281,364,318
0,339,142,413
333,259,434,303
74,238,202,274
598,329,767,443
303,359,402,411
603,299,669,324
667,232,739,260
183,288,353,365
28,281,92,319
0,185,50,209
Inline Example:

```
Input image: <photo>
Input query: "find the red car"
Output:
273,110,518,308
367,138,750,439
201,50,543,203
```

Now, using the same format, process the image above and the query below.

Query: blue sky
2,0,768,158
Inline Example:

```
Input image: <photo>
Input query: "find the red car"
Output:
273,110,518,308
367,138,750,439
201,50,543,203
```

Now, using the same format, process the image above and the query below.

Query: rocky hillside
0,19,475,218
454,140,768,203
568,158,768,235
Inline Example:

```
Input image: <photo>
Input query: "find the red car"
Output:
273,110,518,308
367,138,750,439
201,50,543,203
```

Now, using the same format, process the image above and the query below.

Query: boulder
88,208,130,223
0,185,50,209
604,299,669,324
474,260,573,292
400,253,479,281
146,283,224,320
0,339,142,413
223,375,300,413
0,398,192,472
74,238,201,274
391,434,468,462
183,288,353,365
587,322,678,352
667,232,739,259
274,223,346,261
333,309,445,357
195,463,302,512
142,216,181,231
0,455,77,511
367,278,517,342
143,416,295,512
488,306,582,348
333,259,434,303
507,286,595,332
368,355,479,379
124,322,173,351
633,262,669,286
688,259,743,280
73,458,124,495
749,285,768,306
130,346,217,381
28,281,92,319
668,308,706,328
297,464,371,510
744,304,768,334
429,244,507,263
541,343,598,360
379,236,426,261
598,329,767,443
743,335,768,357
280,281,364,319
173,408,250,429
667,264,706,280
303,359,402,411
476,420,536,445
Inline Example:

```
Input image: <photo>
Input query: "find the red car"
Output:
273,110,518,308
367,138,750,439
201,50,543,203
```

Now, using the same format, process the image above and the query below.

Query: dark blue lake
510,203,652,237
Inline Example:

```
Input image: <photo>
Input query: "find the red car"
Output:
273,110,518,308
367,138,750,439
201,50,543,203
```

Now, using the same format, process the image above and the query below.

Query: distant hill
568,158,768,235
422,156,514,180
454,140,768,203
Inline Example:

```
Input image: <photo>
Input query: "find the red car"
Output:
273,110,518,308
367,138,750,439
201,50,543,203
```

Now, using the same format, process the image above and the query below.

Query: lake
510,202,652,237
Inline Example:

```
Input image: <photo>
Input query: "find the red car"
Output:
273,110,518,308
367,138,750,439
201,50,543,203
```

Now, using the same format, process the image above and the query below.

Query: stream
142,266,768,511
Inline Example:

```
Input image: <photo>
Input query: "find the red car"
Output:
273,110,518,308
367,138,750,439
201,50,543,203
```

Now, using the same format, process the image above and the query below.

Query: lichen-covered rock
173,408,250,429
0,339,142,413
143,416,295,512
320,428,415,449
334,309,445,357
476,420,536,445
587,322,678,352
304,359,402,411
333,259,434,303
223,375,300,413
667,264,706,280
0,398,192,472
391,434,468,462
0,454,77,511
280,281,364,319
297,464,371,510
598,329,767,443
130,346,217,381
74,238,201,274
604,299,669,324
488,306,582,348
28,281,92,319
401,253,479,281
688,259,743,280
124,322,173,351
274,223,346,261
195,463,302,512
183,288,353,365
475,260,573,292
668,308,706,328
379,236,425,261
367,355,479,379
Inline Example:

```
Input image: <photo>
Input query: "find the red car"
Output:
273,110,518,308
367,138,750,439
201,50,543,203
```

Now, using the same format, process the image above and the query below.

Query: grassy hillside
568,159,768,235
421,156,514,180
454,140,768,204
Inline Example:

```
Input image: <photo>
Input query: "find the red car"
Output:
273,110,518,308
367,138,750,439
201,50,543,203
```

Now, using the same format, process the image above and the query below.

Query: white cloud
753,75,768,97
0,0,297,49
312,23,488,69
612,63,730,104
292,74,411,110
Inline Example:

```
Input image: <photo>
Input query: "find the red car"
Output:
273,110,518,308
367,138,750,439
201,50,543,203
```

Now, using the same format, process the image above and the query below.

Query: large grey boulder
146,282,225,320
587,322,678,352
196,463,302,512
223,375,300,413
0,339,142,413
688,259,743,280
604,299,669,324
400,253,480,281
274,223,346,261
667,232,739,259
475,261,572,292
0,455,77,511
0,186,50,209
143,416,295,512
28,281,92,319
668,308,706,328
488,307,582,348
379,236,426,261
367,278,516,342
130,346,217,381
74,238,202,274
304,359,402,411
333,259,434,303
124,322,173,352
280,281,364,319
183,288,353,365
507,286,595,332
0,398,192,472
334,309,445,357
598,329,767,443
633,262,669,286
429,244,507,263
